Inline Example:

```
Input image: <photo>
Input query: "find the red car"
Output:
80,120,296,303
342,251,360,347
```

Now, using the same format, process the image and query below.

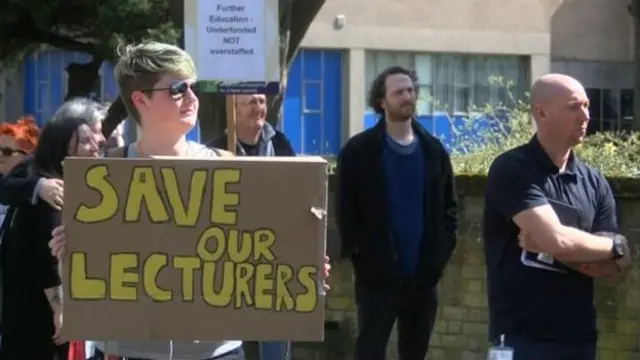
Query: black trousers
0,318,68,360
354,279,438,360
0,337,68,360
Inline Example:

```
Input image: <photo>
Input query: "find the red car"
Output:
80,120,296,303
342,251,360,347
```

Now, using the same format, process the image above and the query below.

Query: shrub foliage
451,81,640,178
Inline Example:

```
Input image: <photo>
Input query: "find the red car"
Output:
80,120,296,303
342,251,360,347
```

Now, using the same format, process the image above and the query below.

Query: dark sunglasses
143,80,199,97
0,146,27,156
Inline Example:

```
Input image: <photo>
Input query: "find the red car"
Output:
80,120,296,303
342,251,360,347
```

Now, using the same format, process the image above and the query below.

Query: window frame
364,50,529,116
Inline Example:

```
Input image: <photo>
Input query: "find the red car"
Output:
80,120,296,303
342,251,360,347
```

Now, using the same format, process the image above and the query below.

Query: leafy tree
2,0,179,100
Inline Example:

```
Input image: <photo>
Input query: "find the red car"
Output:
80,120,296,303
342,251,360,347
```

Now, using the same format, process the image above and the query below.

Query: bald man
208,94,295,157
482,74,631,359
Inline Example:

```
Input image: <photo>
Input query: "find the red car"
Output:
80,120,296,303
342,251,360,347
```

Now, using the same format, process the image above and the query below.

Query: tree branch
287,0,325,65
279,3,293,77
265,0,324,126
41,31,95,53
266,0,293,125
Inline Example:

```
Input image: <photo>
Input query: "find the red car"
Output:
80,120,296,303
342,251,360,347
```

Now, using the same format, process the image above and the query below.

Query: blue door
282,49,343,155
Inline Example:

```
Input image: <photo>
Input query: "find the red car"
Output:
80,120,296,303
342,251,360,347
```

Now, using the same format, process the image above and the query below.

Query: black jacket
336,119,458,288
0,156,38,207
208,127,296,157
1,170,62,356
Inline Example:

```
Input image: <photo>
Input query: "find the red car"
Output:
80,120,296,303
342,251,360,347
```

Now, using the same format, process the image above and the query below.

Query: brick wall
290,175,640,360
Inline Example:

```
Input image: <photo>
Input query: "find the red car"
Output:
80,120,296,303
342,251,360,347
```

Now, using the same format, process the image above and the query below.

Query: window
585,88,602,134
364,51,529,114
551,60,634,133
620,89,634,130
586,88,633,134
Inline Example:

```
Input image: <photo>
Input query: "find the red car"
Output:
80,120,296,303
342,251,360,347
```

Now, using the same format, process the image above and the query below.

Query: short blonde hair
114,41,197,123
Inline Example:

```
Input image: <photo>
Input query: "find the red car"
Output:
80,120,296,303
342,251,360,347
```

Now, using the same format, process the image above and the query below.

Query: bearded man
335,66,459,360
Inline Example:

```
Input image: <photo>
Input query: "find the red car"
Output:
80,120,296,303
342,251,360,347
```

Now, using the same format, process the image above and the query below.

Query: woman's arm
0,156,43,206
44,285,63,314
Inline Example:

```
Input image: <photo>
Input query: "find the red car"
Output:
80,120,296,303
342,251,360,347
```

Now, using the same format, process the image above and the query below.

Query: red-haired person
0,116,40,224
0,116,39,352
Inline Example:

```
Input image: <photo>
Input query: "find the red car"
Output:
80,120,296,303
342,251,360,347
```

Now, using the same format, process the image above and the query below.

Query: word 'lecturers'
68,164,318,313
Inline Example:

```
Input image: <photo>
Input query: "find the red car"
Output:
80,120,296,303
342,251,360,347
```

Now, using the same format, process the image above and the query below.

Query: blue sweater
383,135,425,276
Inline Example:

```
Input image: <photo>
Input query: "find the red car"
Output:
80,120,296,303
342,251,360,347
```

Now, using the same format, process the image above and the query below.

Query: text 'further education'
206,5,257,56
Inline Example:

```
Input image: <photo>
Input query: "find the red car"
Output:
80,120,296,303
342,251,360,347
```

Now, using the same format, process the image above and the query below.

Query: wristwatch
610,235,626,260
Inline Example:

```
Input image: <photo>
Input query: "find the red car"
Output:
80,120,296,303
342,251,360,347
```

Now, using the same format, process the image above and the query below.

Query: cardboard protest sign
61,157,327,341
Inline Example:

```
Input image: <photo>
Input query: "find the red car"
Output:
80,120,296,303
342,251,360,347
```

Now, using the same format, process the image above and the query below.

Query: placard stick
225,95,237,154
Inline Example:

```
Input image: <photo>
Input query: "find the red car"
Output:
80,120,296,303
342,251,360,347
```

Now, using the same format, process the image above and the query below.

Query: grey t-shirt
91,141,241,359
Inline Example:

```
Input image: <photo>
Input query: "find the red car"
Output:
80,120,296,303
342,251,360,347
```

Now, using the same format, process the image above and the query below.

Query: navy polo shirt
482,136,618,343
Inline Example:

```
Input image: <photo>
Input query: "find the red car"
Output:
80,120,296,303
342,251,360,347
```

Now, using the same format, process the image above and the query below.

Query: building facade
0,0,634,154
298,0,634,147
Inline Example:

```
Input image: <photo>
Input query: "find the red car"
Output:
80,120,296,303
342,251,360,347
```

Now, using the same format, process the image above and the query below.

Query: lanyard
487,334,514,360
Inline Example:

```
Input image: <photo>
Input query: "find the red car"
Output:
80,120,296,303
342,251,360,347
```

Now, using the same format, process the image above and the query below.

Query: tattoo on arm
44,286,63,312
50,289,61,304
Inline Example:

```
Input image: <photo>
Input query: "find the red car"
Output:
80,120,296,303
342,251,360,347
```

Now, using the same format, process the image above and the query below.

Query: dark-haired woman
0,116,101,360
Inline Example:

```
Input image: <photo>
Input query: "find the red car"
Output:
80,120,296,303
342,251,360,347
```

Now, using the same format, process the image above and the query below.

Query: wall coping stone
326,173,640,199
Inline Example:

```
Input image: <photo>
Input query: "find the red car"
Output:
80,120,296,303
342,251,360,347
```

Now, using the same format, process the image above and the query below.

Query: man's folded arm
559,174,631,278
487,155,613,263
513,207,613,262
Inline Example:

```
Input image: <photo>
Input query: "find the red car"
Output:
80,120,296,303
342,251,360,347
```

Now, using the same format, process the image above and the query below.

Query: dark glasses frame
0,146,27,156
141,80,199,98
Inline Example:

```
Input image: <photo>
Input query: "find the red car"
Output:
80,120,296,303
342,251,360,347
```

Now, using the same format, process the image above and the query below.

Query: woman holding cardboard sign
0,114,101,360
47,41,332,360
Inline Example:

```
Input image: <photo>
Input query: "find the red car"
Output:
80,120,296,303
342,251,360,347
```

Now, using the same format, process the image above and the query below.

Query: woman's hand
52,309,63,345
39,178,64,210
323,255,331,291
49,225,67,259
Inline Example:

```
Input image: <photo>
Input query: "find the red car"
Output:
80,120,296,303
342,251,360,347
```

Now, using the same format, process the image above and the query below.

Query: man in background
209,93,295,360
483,73,632,359
336,66,458,360
209,94,294,157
